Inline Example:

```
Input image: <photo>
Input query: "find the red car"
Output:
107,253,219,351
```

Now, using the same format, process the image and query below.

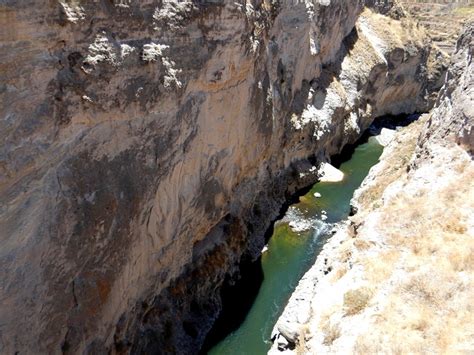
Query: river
208,136,384,355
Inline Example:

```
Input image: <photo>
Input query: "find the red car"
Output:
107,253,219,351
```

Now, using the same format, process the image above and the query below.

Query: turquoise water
208,137,383,355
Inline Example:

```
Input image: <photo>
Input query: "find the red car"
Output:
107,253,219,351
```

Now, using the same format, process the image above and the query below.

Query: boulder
278,322,301,344
375,128,396,146
318,163,344,182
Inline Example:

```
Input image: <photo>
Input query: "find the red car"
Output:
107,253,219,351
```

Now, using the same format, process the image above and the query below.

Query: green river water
208,136,384,355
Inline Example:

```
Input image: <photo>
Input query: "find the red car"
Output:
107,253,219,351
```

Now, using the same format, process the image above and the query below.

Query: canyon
0,0,470,354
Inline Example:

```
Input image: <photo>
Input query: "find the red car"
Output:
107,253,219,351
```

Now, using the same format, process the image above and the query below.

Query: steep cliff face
270,23,473,354
0,1,445,353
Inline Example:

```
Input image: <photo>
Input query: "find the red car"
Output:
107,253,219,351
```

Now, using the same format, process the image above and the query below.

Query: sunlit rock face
0,1,445,353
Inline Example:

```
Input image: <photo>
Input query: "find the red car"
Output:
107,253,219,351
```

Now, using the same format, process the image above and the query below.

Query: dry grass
354,275,472,354
361,249,400,284
343,287,373,316
385,168,474,270
452,6,474,17
322,321,341,346
334,114,474,352
309,115,473,353
353,238,372,251
336,240,354,263
351,150,474,353
330,265,348,283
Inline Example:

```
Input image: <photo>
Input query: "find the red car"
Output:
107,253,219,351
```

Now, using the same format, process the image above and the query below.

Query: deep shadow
200,255,264,354
199,183,318,354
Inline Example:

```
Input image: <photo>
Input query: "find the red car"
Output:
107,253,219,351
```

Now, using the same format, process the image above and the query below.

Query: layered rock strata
0,1,445,353
270,22,473,354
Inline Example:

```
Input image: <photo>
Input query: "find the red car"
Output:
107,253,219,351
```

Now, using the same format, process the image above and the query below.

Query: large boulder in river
318,162,345,182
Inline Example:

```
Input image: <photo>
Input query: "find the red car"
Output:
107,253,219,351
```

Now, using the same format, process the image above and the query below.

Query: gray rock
277,334,290,350
375,128,396,146
278,322,301,344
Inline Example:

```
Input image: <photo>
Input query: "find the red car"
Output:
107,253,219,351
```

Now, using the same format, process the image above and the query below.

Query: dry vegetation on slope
350,122,474,353
295,107,473,355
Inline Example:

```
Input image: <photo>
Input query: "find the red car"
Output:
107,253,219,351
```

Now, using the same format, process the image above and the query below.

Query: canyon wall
270,22,473,354
0,1,445,353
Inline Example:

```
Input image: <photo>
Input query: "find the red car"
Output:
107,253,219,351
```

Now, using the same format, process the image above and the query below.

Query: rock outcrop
0,1,445,353
270,22,473,354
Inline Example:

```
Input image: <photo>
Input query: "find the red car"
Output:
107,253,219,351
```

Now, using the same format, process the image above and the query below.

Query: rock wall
270,22,473,354
0,1,445,353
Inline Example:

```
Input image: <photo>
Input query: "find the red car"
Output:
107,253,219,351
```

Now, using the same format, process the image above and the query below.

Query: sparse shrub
343,287,372,316
449,245,474,272
404,275,438,305
322,321,341,345
411,315,429,332
353,238,371,250
338,243,353,263
331,265,348,283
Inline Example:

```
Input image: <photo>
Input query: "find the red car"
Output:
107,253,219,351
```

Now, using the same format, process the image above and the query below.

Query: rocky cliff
270,22,473,354
0,1,445,353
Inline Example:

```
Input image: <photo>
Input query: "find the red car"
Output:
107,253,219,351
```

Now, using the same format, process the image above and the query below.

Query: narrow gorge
0,1,472,354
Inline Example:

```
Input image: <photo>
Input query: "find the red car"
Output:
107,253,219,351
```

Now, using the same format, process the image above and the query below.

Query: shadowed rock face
0,1,445,353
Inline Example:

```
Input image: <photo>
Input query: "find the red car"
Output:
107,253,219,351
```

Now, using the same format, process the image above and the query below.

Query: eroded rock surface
0,1,446,353
270,22,473,354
